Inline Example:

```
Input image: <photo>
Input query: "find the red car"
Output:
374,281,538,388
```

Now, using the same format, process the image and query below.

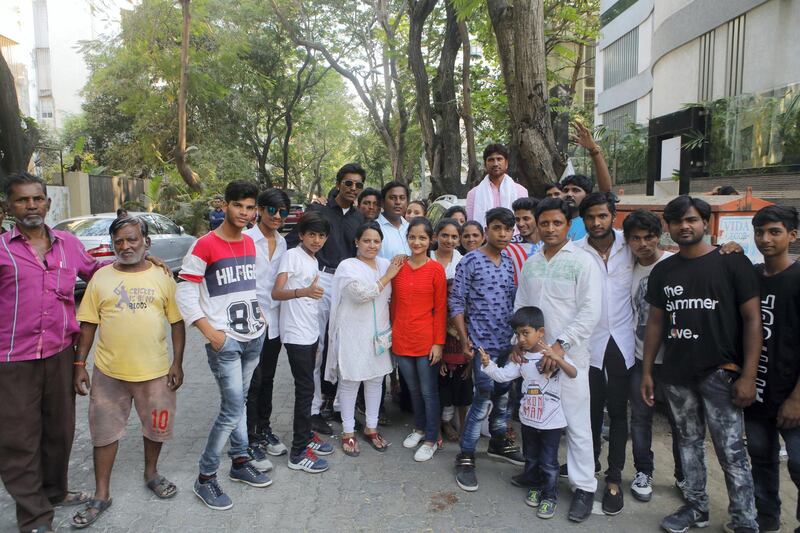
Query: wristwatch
556,339,571,352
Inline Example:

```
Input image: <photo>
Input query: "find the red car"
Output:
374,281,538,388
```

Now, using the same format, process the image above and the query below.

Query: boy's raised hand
478,347,490,367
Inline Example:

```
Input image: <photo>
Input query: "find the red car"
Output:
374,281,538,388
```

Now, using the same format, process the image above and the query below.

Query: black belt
319,266,336,275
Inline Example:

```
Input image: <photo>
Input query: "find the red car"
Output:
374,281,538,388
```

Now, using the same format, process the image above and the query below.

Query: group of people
0,131,798,533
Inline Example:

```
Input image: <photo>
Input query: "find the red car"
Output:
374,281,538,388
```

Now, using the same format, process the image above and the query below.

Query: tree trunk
458,20,481,187
0,50,37,181
175,0,202,192
487,0,564,195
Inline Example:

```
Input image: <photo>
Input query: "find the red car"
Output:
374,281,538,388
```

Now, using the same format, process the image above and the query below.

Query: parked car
53,212,196,289
282,203,304,233
426,194,466,227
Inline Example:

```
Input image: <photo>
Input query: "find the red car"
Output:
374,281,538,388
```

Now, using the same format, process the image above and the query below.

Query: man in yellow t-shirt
71,217,185,528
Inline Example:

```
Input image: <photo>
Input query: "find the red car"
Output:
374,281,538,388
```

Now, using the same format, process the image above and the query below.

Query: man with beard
641,195,761,533
572,192,635,515
505,197,543,283
514,197,602,523
71,217,185,527
357,188,381,222
0,173,168,533
286,163,366,433
465,144,527,227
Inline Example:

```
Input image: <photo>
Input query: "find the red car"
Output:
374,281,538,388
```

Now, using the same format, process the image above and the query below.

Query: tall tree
487,0,564,194
175,0,202,191
0,51,39,183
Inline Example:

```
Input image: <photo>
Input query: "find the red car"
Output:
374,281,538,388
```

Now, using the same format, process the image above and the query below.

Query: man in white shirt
465,143,527,227
376,181,411,260
515,197,602,523
243,189,290,458
573,192,635,516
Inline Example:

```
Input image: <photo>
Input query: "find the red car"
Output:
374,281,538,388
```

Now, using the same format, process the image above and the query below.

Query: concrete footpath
1,327,796,532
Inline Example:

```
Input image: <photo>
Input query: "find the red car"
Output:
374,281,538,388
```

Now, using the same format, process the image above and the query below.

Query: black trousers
246,332,282,441
285,342,318,457
589,336,630,485
0,346,75,531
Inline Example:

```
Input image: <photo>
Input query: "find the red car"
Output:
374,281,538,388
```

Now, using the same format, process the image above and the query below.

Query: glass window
53,217,112,237
154,214,180,235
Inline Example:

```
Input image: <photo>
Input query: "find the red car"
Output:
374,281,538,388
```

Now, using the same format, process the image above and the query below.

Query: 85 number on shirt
227,300,262,335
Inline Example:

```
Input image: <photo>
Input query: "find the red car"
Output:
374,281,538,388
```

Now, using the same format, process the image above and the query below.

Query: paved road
1,327,796,532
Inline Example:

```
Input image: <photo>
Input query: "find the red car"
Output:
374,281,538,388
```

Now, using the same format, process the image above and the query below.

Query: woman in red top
391,217,447,462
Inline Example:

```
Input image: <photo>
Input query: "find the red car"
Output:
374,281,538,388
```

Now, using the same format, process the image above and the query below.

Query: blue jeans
520,424,561,500
199,334,264,476
745,413,800,525
629,360,684,480
396,355,440,443
664,369,757,530
460,349,511,454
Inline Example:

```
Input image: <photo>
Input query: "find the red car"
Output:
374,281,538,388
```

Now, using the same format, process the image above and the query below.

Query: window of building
39,97,54,120
698,30,715,102
602,101,637,135
725,14,745,97
603,27,638,90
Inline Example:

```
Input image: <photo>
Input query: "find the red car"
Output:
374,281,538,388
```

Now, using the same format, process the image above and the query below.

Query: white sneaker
403,432,424,449
630,471,653,502
414,443,438,462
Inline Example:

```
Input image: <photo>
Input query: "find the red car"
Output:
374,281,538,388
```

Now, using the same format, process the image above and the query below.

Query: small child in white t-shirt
480,306,576,519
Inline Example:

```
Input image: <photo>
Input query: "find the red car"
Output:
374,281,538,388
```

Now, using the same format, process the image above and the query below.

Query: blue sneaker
247,446,274,472
288,449,329,473
306,432,334,456
229,462,273,488
262,431,288,456
193,477,233,510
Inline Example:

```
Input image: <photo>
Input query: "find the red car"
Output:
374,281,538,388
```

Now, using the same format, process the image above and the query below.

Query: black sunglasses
266,206,289,218
342,179,364,190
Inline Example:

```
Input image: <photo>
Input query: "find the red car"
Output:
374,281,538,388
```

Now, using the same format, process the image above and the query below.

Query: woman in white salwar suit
325,222,404,456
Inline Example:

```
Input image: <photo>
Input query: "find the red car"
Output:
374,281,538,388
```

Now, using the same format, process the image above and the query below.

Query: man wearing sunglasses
286,163,367,434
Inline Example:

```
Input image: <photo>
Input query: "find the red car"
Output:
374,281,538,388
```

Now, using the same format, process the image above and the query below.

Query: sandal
53,489,91,507
71,498,112,529
342,435,360,457
362,431,390,452
145,474,178,499
441,421,460,442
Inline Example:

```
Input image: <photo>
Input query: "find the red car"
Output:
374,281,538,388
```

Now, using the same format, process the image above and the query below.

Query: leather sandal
362,431,390,452
342,435,360,457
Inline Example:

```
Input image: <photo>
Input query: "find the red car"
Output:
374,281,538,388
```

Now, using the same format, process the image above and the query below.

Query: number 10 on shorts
151,409,169,431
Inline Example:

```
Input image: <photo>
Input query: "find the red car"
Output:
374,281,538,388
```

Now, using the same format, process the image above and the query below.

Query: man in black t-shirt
745,205,800,533
640,196,761,533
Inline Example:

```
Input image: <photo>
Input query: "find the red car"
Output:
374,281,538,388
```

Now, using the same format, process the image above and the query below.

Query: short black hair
752,205,799,232
336,162,366,184
109,216,148,238
663,195,711,223
718,185,739,195
355,221,383,241
510,306,545,330
116,208,127,216
534,197,571,222
561,174,593,195
544,182,561,192
257,188,291,209
435,217,462,235
511,197,539,214
358,187,381,204
485,207,515,229
482,143,509,162
297,211,331,235
462,220,485,235
579,191,618,218
380,180,410,201
4,171,47,199
443,205,467,220
622,209,663,240
224,180,259,203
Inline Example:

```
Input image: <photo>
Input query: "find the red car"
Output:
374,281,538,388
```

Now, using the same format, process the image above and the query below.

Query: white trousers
311,271,333,415
338,376,384,433
561,366,598,493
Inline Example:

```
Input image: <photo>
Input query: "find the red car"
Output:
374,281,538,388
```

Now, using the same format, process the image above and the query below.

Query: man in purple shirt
0,173,107,533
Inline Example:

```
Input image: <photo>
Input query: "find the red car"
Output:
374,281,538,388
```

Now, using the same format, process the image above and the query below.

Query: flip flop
145,474,178,499
54,490,91,507
362,431,390,452
342,435,360,457
71,498,112,529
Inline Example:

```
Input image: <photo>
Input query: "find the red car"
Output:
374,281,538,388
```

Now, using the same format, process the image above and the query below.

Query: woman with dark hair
460,221,485,254
443,206,467,226
325,222,404,456
392,217,447,462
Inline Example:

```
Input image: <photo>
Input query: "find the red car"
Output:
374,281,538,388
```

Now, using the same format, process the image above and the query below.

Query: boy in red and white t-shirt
481,306,576,520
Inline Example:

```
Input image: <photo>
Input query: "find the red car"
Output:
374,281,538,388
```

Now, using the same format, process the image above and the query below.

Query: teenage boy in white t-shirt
481,306,577,520
272,212,335,473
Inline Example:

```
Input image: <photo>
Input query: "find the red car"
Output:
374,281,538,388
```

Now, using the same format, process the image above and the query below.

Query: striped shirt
0,225,102,362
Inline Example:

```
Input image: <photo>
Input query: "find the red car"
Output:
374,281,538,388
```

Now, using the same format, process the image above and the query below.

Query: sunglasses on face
342,179,364,190
266,206,289,218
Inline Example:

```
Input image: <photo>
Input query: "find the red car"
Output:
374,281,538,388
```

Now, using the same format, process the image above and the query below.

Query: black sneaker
661,504,709,533
455,453,478,492
602,485,624,515
510,473,535,488
486,437,524,466
756,515,781,532
320,398,335,421
310,414,334,436
723,522,758,533
568,489,595,523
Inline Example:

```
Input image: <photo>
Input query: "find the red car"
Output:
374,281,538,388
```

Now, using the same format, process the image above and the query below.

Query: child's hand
305,275,324,300
479,347,490,367
440,363,448,377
